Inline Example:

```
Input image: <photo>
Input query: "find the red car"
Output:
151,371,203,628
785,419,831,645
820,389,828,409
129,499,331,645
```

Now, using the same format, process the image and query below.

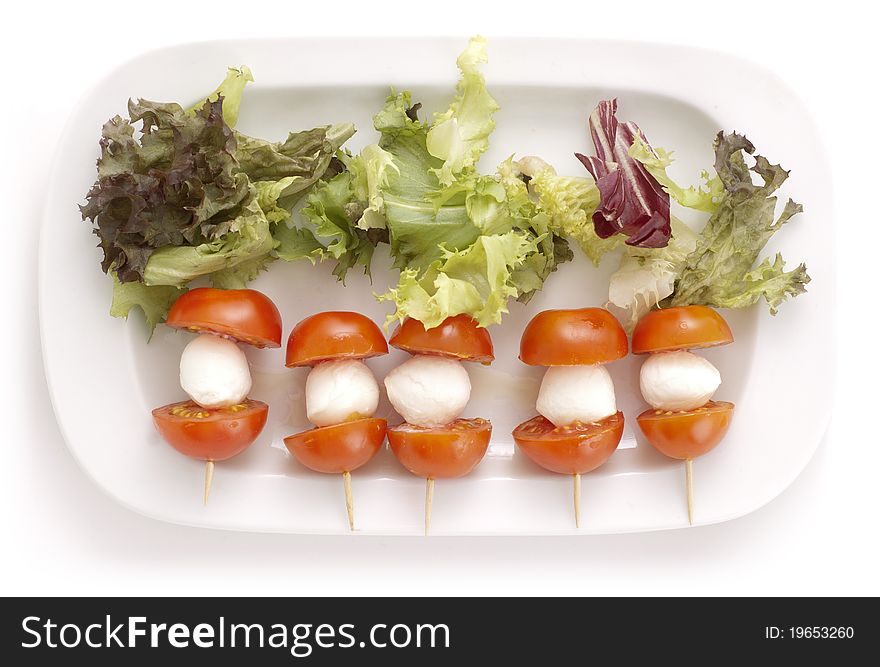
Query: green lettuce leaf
142,197,276,288
282,171,381,281
235,123,356,208
273,222,328,262
109,274,186,336
527,166,621,265
378,231,537,329
463,175,519,236
425,36,499,188
510,213,573,304
344,144,399,230
628,134,723,213
376,93,481,272
253,177,300,224
667,133,810,313
185,65,253,127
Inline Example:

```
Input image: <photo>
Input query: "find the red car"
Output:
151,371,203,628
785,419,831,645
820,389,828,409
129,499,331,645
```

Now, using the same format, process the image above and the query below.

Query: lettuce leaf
425,36,499,188
109,274,186,335
628,135,723,213
510,213,573,304
142,197,276,288
344,144,399,230
235,123,355,207
378,231,537,329
289,171,381,281
667,133,809,313
273,222,328,262
81,97,248,283
376,93,481,272
185,65,253,127
527,166,622,265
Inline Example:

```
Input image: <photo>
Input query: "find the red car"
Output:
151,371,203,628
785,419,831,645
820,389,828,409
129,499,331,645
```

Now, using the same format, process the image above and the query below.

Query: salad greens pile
81,66,353,332
82,37,810,336
604,125,810,328
276,37,578,329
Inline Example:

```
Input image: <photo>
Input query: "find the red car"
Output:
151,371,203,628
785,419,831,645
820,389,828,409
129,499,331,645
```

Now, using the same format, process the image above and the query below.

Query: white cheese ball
640,350,721,411
536,364,617,428
179,334,252,409
384,355,471,428
305,359,380,427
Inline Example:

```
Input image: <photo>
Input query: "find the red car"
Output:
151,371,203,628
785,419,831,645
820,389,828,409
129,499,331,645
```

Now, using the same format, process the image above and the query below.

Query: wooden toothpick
204,460,214,506
343,471,355,531
573,473,582,528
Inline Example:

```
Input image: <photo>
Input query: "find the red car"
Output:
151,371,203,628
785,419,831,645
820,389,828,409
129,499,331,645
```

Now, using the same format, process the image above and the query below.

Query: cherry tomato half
512,412,624,474
387,418,492,479
631,305,733,354
636,401,734,460
152,399,268,461
519,308,628,366
165,288,282,348
389,315,494,364
283,418,387,474
286,311,388,367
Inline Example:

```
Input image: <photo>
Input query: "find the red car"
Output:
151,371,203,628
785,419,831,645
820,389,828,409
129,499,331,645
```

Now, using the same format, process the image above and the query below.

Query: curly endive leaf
668,132,810,313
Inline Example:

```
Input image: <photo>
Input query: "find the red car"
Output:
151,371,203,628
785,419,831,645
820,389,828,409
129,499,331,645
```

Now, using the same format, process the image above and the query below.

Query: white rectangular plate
40,37,832,535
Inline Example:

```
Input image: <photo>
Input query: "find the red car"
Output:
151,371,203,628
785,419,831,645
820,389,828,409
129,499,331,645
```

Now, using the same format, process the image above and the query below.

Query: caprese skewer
384,315,494,534
632,305,735,524
151,288,282,503
283,311,389,530
512,308,628,527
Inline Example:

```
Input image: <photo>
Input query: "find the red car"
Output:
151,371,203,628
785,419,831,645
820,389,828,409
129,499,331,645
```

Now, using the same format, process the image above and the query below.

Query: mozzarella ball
305,359,380,427
384,355,471,427
639,350,721,411
180,334,252,409
536,364,617,428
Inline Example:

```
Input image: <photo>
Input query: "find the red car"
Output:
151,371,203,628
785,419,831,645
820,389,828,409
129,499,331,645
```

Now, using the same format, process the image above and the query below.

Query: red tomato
286,311,388,367
387,418,491,479
152,399,268,461
636,401,734,459
631,305,733,354
512,412,624,474
389,316,494,364
283,418,387,474
519,308,628,366
165,288,282,348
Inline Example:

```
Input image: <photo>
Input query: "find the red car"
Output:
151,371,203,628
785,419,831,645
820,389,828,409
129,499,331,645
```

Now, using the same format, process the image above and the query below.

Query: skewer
573,473,582,528
204,460,214,505
685,458,694,525
342,471,355,531
425,478,435,535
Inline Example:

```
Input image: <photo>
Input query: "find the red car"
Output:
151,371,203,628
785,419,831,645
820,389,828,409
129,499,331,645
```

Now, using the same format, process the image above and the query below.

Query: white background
2,0,877,596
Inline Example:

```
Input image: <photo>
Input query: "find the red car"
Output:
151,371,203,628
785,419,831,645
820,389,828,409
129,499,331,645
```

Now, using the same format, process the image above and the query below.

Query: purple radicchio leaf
575,99,671,248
